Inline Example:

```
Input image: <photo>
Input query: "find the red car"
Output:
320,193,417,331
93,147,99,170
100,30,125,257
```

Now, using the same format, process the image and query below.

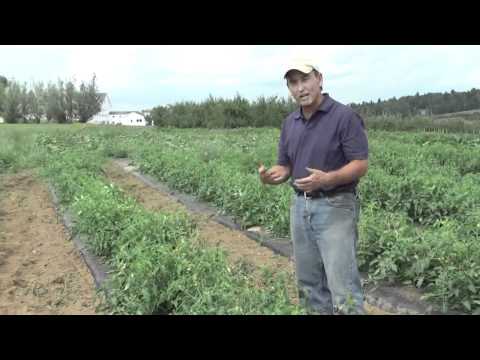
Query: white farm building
89,111,147,126
87,94,147,127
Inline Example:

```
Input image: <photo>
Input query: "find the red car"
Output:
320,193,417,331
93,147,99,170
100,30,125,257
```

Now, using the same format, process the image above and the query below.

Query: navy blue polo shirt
277,93,368,193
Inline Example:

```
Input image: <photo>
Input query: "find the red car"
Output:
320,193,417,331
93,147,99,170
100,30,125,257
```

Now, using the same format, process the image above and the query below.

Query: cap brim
283,65,317,78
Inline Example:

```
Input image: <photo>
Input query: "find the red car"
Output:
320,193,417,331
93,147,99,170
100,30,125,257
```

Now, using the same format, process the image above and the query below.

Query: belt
295,188,355,199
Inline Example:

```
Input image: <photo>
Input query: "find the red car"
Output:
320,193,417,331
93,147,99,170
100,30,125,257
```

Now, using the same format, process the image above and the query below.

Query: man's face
286,70,322,107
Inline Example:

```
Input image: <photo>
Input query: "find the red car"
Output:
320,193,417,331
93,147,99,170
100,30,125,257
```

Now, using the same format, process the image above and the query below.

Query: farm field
1,124,480,314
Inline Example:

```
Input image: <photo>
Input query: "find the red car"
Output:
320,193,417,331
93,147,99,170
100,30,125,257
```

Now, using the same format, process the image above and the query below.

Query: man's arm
294,160,368,193
326,159,368,187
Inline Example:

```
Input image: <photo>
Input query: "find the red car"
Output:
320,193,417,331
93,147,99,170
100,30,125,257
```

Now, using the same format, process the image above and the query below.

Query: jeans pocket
326,193,356,212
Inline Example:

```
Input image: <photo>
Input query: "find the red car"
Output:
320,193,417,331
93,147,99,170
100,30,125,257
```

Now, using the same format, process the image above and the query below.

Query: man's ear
315,72,323,90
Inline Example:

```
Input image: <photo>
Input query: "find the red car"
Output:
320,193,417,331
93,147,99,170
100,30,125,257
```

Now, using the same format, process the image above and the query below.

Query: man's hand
294,160,368,192
258,163,290,185
294,167,335,192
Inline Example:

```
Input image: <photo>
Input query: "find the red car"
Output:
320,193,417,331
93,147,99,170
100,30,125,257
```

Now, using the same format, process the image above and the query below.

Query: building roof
109,111,144,116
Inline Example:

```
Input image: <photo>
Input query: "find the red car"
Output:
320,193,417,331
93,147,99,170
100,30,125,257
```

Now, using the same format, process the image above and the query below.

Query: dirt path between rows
0,171,102,315
103,161,300,302
103,161,391,315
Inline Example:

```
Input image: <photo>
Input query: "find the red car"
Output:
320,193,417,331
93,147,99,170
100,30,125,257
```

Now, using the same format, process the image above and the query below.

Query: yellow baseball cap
284,59,320,78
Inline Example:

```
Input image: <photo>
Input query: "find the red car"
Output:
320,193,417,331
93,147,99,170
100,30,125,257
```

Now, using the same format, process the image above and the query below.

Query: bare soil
0,171,102,315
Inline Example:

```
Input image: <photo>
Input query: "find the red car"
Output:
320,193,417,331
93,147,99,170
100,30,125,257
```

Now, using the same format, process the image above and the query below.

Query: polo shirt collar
294,93,334,121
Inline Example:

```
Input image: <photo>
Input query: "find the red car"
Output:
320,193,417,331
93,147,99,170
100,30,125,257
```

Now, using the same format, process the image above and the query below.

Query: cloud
64,45,139,90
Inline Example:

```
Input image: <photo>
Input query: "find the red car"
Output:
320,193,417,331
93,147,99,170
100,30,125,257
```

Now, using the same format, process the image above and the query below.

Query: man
258,59,368,314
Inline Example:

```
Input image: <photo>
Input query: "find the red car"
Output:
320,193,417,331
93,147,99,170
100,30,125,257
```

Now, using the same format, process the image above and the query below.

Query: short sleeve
340,112,369,161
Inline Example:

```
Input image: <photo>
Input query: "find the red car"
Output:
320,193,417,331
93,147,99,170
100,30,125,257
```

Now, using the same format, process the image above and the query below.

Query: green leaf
462,300,471,311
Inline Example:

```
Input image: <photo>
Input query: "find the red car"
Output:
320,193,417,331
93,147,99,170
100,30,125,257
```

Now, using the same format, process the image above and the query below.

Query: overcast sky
1,45,479,111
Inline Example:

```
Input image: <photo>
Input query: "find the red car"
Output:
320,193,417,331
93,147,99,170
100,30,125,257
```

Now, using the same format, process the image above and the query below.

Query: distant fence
364,115,480,134
423,127,480,135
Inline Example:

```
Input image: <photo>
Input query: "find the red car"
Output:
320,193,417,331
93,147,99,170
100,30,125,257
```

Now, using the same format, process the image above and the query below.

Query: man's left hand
294,167,335,193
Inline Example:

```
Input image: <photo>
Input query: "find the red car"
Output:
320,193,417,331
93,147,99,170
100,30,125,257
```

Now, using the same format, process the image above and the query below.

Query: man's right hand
258,163,290,185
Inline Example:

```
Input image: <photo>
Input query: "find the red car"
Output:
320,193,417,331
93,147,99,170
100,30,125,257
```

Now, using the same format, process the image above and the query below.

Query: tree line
4,70,479,130
0,74,105,123
350,88,480,118
151,94,298,128
151,89,480,130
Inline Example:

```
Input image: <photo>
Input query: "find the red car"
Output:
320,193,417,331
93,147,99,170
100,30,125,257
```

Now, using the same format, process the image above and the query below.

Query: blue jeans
290,192,365,315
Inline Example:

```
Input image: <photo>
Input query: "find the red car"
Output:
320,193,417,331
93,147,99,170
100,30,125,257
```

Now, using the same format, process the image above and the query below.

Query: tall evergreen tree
77,74,104,122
